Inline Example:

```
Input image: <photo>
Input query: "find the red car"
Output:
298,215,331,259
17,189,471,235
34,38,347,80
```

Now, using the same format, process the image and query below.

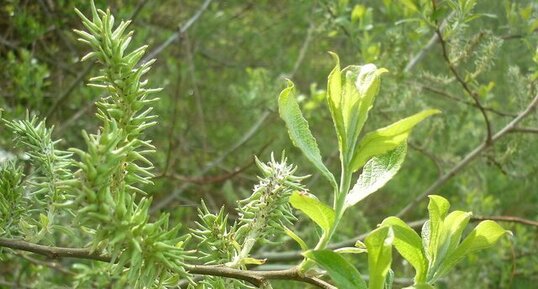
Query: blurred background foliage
0,0,537,288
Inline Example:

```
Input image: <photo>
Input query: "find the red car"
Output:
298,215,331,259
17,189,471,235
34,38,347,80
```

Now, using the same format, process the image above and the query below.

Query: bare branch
472,215,538,227
141,0,213,64
509,127,538,134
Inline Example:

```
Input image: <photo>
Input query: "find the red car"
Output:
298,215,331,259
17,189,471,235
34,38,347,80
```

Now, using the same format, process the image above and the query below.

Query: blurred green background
1,0,537,288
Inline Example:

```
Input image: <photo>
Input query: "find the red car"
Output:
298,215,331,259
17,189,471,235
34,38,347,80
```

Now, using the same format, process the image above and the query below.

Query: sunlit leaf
345,143,407,208
351,109,440,171
289,191,335,232
305,249,367,289
381,216,428,282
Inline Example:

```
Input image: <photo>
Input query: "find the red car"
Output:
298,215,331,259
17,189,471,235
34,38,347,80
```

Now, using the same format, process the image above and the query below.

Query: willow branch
0,238,335,289
435,26,493,143
396,93,538,218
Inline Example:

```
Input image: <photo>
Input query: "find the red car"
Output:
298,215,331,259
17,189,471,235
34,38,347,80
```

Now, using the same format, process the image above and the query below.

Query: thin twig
141,0,213,64
472,215,538,227
157,156,256,185
509,127,538,134
289,21,315,78
420,84,516,117
404,11,455,72
184,31,208,156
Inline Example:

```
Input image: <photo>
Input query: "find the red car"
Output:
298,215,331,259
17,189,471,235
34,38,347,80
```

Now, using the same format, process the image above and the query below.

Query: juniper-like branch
0,238,335,289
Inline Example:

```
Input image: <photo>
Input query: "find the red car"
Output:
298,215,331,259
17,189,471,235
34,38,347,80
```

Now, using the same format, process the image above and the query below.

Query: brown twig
509,127,538,134
472,215,538,227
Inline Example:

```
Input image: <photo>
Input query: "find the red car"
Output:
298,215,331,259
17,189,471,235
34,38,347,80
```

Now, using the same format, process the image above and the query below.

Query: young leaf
381,216,428,283
278,81,337,190
304,249,367,289
345,143,407,208
365,226,394,289
425,195,450,267
289,191,335,232
284,226,309,251
442,210,472,254
326,52,346,154
351,109,440,172
435,220,507,279
325,53,388,171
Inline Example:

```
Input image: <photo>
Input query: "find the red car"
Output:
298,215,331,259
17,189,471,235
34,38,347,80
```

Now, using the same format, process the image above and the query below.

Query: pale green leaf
442,210,472,255
351,109,440,171
304,249,367,289
365,226,394,289
278,81,337,189
345,143,407,208
426,195,450,266
435,220,507,280
345,63,387,165
289,191,335,232
381,216,428,283
327,52,346,154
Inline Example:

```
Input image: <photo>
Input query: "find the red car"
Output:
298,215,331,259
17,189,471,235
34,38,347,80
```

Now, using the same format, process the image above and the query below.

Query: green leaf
345,143,407,208
425,195,450,267
351,109,440,172
289,191,335,232
278,81,337,189
442,210,472,255
365,226,394,289
435,220,507,279
327,52,346,155
326,53,388,171
304,249,367,289
381,216,428,283
284,226,309,251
